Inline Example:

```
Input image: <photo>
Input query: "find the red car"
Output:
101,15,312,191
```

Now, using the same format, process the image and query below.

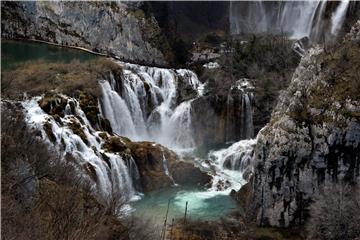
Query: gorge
1,1,360,240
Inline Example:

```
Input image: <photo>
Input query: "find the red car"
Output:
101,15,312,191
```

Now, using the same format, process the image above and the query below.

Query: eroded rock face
191,77,255,148
1,1,169,66
249,32,360,227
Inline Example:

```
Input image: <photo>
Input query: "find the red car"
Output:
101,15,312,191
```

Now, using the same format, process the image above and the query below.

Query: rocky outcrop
248,29,360,227
1,1,171,66
191,74,255,148
103,136,211,192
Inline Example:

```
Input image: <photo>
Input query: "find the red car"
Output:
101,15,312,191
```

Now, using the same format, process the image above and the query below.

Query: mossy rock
103,136,128,153
84,162,98,182
43,120,57,143
77,91,100,126
38,92,68,117
68,120,89,145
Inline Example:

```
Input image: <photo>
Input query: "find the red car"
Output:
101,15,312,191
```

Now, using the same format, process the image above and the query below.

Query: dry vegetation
307,183,360,240
1,102,156,240
1,58,122,99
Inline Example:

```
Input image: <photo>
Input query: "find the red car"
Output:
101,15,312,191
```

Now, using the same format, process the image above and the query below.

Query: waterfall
22,97,138,204
242,92,254,139
210,139,257,172
229,1,350,41
207,139,257,192
226,79,254,142
100,61,204,151
99,79,137,138
331,0,350,35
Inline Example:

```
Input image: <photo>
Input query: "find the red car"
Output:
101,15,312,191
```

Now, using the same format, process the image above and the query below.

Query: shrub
306,183,360,240
1,102,131,240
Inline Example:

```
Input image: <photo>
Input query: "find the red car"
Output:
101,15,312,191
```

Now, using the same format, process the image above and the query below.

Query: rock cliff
1,1,171,66
248,21,360,227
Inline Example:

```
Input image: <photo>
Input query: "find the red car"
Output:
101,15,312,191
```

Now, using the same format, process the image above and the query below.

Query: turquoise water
2,40,240,223
131,185,238,224
1,40,97,70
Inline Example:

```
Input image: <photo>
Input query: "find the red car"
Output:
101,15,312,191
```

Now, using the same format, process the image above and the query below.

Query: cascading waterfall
22,96,139,204
207,139,257,192
229,1,350,41
100,61,204,151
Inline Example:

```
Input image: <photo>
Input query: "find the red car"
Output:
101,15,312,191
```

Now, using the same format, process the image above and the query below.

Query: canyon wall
248,22,360,227
1,1,171,66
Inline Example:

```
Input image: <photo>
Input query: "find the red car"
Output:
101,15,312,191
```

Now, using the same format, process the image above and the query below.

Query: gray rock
1,1,169,66
248,35,360,227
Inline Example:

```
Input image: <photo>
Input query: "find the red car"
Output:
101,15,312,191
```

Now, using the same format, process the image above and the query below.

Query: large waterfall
229,1,350,41
100,62,204,151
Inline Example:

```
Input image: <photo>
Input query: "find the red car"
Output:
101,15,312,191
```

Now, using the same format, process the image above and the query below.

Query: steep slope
1,1,171,66
249,21,360,227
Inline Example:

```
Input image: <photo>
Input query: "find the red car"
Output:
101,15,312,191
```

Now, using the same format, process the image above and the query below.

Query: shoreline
2,37,172,69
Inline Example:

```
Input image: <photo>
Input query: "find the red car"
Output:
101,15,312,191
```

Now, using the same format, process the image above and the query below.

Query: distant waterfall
242,92,254,139
226,79,254,142
229,1,350,41
100,62,204,151
22,97,138,203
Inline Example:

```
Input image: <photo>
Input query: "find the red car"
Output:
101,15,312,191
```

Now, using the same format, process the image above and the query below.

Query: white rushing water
207,139,257,193
229,1,350,40
22,96,140,205
100,61,204,151
331,0,350,35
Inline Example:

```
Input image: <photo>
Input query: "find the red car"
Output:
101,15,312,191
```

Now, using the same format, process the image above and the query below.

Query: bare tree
306,182,360,240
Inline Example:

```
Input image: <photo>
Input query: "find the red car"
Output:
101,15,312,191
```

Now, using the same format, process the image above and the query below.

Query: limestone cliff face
1,1,170,66
249,22,360,227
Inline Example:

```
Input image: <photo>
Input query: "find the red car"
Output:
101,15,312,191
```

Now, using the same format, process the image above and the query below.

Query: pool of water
1,40,243,225
131,185,238,226
1,40,97,70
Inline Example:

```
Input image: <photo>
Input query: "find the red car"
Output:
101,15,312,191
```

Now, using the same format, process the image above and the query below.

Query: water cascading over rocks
229,1,351,41
226,79,254,143
22,96,139,203
203,79,257,192
99,61,204,151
